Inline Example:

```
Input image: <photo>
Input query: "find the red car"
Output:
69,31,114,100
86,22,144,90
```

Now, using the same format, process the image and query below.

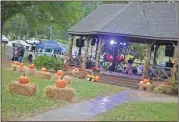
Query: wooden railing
148,66,173,81
69,55,82,66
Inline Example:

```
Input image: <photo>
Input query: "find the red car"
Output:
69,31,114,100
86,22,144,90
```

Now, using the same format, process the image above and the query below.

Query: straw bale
8,81,37,96
137,83,154,91
45,86,75,101
36,71,51,79
28,69,36,76
62,75,72,85
52,74,62,82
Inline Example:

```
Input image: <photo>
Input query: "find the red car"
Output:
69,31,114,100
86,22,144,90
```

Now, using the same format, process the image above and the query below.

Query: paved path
25,89,178,121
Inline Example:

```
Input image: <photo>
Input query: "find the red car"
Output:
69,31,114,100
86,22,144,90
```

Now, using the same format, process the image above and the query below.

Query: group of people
11,44,25,63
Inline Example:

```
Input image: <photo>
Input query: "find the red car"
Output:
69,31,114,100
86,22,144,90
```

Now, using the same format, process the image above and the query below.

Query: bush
33,56,64,71
154,84,176,95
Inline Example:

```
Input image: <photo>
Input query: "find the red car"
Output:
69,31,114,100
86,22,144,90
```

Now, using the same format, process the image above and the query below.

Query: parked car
2,35,9,44
26,38,40,44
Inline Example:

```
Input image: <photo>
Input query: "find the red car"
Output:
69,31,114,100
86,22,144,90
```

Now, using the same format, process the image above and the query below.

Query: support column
172,42,178,74
153,45,160,65
142,41,153,79
65,35,74,66
82,36,90,69
95,36,102,67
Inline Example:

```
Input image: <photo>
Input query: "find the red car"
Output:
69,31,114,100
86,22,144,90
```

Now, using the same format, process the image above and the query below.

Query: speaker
165,45,174,57
91,38,96,46
76,39,84,47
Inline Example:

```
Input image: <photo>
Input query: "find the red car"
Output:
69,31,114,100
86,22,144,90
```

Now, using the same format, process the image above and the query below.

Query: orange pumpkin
41,67,47,72
18,74,29,84
57,70,64,76
86,74,91,78
144,79,149,84
56,79,67,88
20,63,24,67
28,64,35,69
14,61,20,65
95,75,100,82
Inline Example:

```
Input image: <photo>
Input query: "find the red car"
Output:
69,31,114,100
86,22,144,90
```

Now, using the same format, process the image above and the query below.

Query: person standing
18,47,25,63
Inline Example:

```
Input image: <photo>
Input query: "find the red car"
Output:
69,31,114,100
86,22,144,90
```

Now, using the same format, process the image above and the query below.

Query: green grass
2,64,123,121
91,102,178,121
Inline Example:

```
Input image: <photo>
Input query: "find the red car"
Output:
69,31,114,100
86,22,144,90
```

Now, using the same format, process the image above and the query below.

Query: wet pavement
25,89,178,121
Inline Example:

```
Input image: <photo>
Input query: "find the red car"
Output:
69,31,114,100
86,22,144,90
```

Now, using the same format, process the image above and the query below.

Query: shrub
33,56,52,69
154,85,176,95
33,56,64,71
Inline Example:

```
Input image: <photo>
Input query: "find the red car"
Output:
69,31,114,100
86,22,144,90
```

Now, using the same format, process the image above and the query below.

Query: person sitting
124,58,135,75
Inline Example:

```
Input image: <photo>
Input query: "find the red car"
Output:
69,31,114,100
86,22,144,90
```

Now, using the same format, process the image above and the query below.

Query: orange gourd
20,63,24,67
18,74,29,84
57,70,64,76
144,79,149,84
95,75,100,82
41,67,47,72
56,76,67,88
28,64,35,69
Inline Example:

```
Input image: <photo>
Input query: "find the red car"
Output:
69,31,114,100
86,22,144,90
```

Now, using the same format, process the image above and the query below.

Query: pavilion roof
68,2,178,42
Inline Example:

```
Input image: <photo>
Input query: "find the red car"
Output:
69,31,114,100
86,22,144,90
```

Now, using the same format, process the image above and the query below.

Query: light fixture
110,40,115,45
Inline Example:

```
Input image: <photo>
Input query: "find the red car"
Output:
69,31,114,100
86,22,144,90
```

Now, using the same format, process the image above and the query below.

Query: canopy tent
36,40,66,53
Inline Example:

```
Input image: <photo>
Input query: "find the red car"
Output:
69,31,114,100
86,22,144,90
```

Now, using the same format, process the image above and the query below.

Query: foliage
2,64,123,120
32,56,52,69
56,39,68,45
91,102,178,121
51,57,64,71
128,43,147,62
2,1,84,39
32,56,64,71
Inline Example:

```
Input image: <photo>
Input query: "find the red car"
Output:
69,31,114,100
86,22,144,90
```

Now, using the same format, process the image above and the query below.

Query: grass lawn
90,102,178,121
2,64,124,121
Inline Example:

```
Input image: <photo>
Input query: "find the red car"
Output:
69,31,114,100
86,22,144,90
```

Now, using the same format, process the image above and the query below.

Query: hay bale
52,74,62,82
36,71,51,79
63,75,72,85
8,81,37,96
45,86,75,101
28,69,36,76
138,83,154,91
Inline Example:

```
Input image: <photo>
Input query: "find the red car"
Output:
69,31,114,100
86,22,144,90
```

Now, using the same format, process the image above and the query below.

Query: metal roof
68,2,178,42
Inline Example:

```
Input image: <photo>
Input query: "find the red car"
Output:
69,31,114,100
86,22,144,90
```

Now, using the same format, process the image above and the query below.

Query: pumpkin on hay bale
45,86,75,101
138,83,154,91
8,81,37,96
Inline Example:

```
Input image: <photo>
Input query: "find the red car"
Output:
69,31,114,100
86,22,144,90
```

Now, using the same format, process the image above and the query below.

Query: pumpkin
20,63,24,67
41,67,47,72
86,74,91,78
86,78,90,81
143,79,149,84
147,82,151,85
57,70,64,76
14,61,20,65
95,76,100,82
28,64,35,69
18,74,29,84
140,81,144,84
56,77,67,88
91,79,95,82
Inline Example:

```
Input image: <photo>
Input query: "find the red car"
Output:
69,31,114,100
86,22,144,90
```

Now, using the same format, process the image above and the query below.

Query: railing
148,66,173,81
69,55,82,67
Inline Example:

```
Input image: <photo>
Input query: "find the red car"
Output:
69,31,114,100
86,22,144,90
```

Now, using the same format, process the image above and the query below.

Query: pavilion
65,2,178,85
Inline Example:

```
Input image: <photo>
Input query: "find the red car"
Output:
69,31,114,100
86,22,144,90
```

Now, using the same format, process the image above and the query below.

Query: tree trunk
65,35,74,66
95,36,102,67
82,36,90,69
142,43,152,79
153,45,160,65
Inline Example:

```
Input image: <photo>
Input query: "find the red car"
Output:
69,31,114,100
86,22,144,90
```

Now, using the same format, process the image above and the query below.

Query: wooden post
176,2,179,81
82,36,90,69
95,36,102,67
153,45,160,65
95,39,99,59
142,41,154,79
65,35,74,65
